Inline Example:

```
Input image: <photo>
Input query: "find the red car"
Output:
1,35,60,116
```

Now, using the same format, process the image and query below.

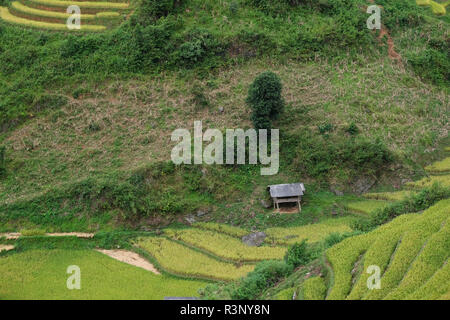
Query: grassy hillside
0,0,448,231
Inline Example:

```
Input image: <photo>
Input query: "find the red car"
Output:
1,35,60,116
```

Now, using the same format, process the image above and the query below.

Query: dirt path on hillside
367,2,402,64
377,26,402,63
0,232,94,239
47,233,94,238
0,245,14,252
96,249,161,275
0,233,21,240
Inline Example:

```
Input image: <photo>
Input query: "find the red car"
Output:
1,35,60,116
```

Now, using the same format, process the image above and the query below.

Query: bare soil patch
0,245,15,252
0,233,21,240
96,249,161,275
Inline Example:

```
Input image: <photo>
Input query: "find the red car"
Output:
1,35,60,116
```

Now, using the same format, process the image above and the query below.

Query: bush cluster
138,0,185,22
231,260,293,299
283,240,312,268
246,71,284,129
284,132,393,180
0,146,5,177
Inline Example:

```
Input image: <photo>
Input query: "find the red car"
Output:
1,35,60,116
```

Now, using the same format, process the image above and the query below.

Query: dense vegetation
0,0,448,300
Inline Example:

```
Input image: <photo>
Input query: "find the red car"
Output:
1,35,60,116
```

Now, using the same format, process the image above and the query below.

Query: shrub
138,0,184,21
246,71,284,129
286,132,393,180
177,29,222,67
408,48,449,86
231,260,293,299
191,83,209,110
0,146,6,177
247,0,302,15
32,94,68,113
284,240,312,268
229,1,239,16
345,122,359,135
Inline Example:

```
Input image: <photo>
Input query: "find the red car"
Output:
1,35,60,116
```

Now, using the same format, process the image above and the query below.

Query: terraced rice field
0,249,207,299
405,174,450,189
425,157,450,174
406,152,450,189
302,276,327,300
416,0,449,15
325,199,450,300
0,0,130,31
137,237,255,281
264,217,354,245
363,190,415,201
164,228,286,262
193,222,249,238
344,200,391,215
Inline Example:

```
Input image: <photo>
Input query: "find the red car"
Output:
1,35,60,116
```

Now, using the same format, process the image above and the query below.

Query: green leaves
247,71,284,129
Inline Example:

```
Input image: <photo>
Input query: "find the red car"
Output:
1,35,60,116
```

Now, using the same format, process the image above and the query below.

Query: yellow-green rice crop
11,2,120,20
0,249,207,299
265,217,353,245
347,225,406,299
405,174,450,189
344,200,391,215
437,290,450,300
384,218,450,300
303,277,327,300
0,6,106,31
164,228,286,262
363,202,448,300
274,287,295,300
416,0,447,15
326,214,418,300
11,2,97,20
193,222,249,238
406,262,450,300
137,237,254,281
363,190,415,201
326,199,450,300
29,0,129,9
425,157,450,174
95,12,120,18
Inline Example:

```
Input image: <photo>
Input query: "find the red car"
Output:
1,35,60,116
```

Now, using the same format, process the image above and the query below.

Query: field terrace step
0,6,107,30
29,0,129,9
425,157,450,174
11,1,120,23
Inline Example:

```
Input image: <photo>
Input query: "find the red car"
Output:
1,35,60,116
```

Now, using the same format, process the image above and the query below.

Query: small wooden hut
267,183,305,212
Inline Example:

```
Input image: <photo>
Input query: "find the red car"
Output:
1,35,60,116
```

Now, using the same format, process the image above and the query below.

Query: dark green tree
246,71,284,129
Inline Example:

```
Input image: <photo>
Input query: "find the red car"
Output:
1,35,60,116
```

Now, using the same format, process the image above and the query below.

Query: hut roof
268,183,305,198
